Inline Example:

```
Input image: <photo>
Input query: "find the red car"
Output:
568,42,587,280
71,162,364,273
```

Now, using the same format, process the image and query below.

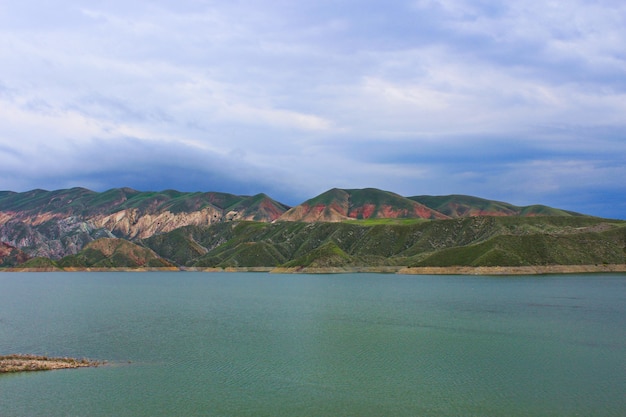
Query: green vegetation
58,238,174,268
304,188,349,206
345,188,418,214
344,218,427,225
409,194,583,217
283,241,353,268
137,217,626,269
0,187,281,218
413,230,626,267
12,257,59,269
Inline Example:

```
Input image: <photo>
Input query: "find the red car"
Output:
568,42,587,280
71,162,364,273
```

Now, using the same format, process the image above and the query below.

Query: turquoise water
0,272,624,416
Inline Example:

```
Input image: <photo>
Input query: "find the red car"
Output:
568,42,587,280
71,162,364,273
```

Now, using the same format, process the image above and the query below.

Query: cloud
0,0,624,218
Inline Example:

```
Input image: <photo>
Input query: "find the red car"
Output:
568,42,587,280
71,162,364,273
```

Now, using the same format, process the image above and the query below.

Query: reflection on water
0,272,625,417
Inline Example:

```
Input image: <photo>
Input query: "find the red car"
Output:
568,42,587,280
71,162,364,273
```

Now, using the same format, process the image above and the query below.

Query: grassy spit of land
0,354,104,373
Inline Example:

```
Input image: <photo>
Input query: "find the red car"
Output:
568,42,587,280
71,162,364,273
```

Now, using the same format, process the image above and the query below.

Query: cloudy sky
1,0,625,218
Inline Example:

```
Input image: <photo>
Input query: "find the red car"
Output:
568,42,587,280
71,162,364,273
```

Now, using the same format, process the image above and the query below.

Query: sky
1,0,625,219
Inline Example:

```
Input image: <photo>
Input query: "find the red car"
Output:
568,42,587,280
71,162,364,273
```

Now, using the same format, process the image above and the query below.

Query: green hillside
138,217,626,269
409,195,583,217
58,238,174,268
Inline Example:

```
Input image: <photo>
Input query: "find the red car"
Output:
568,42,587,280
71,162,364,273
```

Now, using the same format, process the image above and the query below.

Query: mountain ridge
280,188,449,222
409,194,582,218
5,216,623,272
1,186,616,269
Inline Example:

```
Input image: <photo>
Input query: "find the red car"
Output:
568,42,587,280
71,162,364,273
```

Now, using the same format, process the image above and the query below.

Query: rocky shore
0,354,103,373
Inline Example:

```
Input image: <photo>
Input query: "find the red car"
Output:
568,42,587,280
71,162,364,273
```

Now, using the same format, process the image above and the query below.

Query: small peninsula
0,354,103,373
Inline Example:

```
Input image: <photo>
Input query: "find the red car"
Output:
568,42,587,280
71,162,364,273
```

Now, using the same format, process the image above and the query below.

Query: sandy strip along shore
2,264,626,274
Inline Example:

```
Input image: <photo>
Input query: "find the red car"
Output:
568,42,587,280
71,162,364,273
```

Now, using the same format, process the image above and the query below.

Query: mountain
279,188,449,222
0,187,288,226
409,195,583,218
0,188,288,259
0,186,612,268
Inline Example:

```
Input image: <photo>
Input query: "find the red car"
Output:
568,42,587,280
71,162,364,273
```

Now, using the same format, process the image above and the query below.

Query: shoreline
0,355,104,373
1,264,625,275
396,264,626,275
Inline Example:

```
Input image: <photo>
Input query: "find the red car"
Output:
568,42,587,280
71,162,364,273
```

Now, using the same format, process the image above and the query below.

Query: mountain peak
279,188,449,222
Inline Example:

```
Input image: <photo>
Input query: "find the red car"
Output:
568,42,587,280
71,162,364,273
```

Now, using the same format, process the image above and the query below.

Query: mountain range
1,187,623,271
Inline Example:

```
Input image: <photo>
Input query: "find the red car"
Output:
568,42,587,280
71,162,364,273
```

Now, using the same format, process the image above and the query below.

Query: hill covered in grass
409,194,582,218
132,216,625,270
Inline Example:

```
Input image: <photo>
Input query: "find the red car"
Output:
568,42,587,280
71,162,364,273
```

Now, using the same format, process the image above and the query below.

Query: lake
0,272,624,416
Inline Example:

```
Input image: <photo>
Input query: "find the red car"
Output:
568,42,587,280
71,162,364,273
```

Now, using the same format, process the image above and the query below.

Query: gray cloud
0,0,624,218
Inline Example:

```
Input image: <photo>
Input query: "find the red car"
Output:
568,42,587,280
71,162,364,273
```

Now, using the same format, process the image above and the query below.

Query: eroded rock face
0,242,29,266
0,189,289,260
92,207,223,239
279,203,349,222
0,210,223,259
0,207,287,260
0,217,115,259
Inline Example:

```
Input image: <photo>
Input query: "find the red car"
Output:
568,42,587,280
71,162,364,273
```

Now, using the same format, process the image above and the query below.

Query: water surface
0,272,624,416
